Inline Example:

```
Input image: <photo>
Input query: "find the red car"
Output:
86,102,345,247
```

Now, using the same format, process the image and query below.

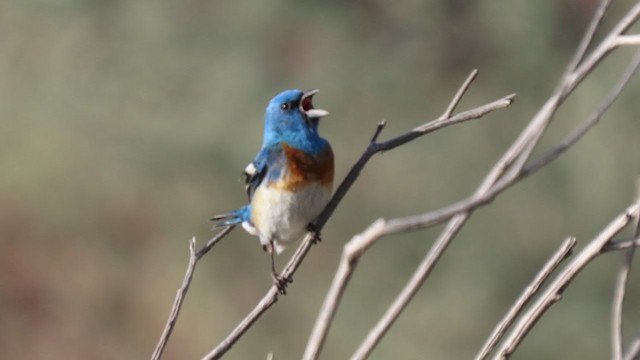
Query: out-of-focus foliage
1,0,639,359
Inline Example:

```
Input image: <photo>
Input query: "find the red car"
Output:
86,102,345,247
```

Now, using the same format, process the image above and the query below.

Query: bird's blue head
262,89,329,149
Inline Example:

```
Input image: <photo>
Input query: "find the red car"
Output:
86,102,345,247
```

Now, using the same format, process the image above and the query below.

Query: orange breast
276,143,334,191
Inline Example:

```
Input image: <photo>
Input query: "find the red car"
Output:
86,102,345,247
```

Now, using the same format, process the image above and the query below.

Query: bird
211,89,334,294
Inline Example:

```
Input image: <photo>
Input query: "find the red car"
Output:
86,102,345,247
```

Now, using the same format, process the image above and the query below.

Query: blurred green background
2,0,640,359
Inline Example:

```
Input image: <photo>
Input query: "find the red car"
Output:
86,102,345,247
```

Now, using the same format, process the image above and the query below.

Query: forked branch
152,227,235,360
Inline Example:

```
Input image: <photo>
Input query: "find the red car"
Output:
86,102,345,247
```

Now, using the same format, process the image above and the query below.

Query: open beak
300,89,329,119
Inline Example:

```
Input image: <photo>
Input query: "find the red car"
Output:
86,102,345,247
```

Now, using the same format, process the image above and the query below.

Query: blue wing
243,143,285,200
211,143,285,227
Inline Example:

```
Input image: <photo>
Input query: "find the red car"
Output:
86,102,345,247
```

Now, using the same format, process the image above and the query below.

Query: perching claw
264,241,292,295
307,223,322,244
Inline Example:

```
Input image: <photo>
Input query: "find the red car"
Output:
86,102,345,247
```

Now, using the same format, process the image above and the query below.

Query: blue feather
210,205,251,227
244,143,286,199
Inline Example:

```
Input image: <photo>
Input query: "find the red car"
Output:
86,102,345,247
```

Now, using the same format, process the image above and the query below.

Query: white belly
250,182,331,250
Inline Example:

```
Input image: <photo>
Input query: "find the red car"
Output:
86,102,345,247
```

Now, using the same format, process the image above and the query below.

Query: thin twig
374,94,515,154
201,72,515,360
443,69,478,118
604,236,640,252
611,180,640,360
151,227,234,360
624,338,640,360
494,204,640,360
561,3,640,98
302,220,387,360
370,120,387,144
196,226,236,260
522,48,640,179
351,216,469,360
511,1,640,179
562,0,612,78
474,237,576,360
612,242,637,360
615,34,640,46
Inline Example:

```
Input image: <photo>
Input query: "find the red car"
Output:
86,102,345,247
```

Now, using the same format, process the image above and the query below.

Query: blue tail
210,205,251,227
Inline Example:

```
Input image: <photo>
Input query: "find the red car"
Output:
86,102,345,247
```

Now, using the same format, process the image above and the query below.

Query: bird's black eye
281,102,290,110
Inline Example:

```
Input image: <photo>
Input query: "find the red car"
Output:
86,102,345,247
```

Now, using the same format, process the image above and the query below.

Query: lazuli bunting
212,89,333,293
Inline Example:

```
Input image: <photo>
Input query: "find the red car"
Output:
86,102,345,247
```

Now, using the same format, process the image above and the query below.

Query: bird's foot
307,223,322,244
272,272,292,295
264,241,291,295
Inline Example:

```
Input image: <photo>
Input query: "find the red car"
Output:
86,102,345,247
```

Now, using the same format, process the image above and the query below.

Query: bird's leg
264,241,291,295
307,223,322,244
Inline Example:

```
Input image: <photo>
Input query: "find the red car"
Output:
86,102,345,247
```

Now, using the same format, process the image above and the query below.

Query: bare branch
369,120,387,144
350,216,470,360
562,0,612,77
474,237,577,360
615,34,640,46
152,226,235,360
443,69,478,118
611,180,640,360
494,204,640,360
612,247,637,360
302,220,387,360
375,93,515,154
562,3,640,96
604,236,640,252
521,48,640,178
151,238,198,360
624,338,640,360
202,288,279,360
508,2,640,180
201,73,515,360
196,226,236,260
